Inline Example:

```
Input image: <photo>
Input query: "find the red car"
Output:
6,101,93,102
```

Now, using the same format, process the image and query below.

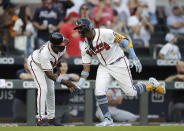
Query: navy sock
96,95,110,118
134,83,146,95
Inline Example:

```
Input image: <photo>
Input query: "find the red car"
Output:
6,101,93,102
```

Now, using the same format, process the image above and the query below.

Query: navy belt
109,56,125,65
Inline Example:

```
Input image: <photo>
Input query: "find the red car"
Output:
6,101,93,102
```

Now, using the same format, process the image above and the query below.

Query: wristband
69,74,74,80
77,77,86,88
56,77,62,83
64,76,69,80
81,71,89,77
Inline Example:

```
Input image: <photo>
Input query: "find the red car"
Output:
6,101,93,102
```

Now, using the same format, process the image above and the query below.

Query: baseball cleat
37,119,50,126
48,118,63,126
148,77,166,95
96,117,114,127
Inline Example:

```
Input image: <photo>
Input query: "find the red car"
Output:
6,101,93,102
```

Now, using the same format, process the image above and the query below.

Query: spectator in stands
59,11,80,57
165,61,184,122
86,0,99,16
128,0,139,16
55,60,79,123
0,3,18,54
164,0,179,16
159,33,181,60
79,4,94,47
92,0,113,28
66,0,85,15
111,9,128,35
128,6,154,48
53,0,74,18
139,0,157,25
14,5,34,56
167,5,184,36
32,0,63,48
165,61,184,82
79,3,92,20
113,0,130,20
96,88,137,122
12,58,32,122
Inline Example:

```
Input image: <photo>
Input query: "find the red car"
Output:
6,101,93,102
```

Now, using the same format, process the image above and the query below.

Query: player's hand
71,86,81,96
131,57,142,73
62,80,77,93
71,77,86,96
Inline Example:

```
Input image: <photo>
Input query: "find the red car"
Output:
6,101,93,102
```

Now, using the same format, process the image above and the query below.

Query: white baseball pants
27,56,55,120
95,56,137,97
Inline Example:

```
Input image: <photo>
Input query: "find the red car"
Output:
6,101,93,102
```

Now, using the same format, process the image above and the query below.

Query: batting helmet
73,18,93,36
50,32,69,46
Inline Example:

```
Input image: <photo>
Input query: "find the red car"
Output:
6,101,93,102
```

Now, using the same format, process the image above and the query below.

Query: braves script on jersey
81,28,126,65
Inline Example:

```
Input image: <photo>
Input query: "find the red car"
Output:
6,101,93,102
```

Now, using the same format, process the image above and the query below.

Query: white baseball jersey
32,41,66,70
80,28,125,66
80,28,137,97
159,42,181,60
27,41,66,120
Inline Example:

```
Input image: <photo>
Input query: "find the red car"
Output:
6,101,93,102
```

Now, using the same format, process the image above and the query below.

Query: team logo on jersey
86,42,110,56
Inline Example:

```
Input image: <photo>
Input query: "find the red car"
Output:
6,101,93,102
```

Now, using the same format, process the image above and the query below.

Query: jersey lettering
86,42,111,56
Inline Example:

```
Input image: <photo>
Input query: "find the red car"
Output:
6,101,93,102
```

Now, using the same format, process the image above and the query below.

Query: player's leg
27,58,48,125
95,65,114,126
108,57,137,97
46,77,61,126
109,57,165,96
45,77,55,119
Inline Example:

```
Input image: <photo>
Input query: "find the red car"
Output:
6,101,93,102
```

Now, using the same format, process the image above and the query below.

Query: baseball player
74,18,166,126
27,32,77,126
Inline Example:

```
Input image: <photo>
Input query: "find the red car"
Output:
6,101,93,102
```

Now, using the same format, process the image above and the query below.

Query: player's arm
114,32,136,58
113,32,142,73
77,64,90,88
45,71,77,92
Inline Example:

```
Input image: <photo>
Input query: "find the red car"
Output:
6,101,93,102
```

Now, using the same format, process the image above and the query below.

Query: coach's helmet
73,18,93,37
50,32,69,47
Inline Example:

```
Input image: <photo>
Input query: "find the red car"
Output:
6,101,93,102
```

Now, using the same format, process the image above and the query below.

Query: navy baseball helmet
73,18,93,37
50,32,69,47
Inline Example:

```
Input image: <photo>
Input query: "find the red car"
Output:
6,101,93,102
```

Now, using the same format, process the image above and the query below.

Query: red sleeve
59,24,69,38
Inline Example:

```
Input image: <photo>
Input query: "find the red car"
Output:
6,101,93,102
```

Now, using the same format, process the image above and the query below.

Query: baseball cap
165,33,175,42
64,11,80,20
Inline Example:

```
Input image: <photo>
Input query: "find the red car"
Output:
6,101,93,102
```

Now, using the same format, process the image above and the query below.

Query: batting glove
131,57,142,73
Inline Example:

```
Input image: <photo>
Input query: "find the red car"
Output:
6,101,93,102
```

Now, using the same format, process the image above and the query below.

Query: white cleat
149,77,166,94
96,118,114,127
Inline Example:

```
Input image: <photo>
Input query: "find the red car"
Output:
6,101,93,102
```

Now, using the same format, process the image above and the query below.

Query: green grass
1,126,184,131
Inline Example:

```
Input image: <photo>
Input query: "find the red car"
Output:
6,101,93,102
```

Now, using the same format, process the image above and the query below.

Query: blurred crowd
0,0,183,59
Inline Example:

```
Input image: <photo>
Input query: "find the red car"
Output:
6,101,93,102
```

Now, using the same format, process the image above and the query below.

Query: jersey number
86,42,110,56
